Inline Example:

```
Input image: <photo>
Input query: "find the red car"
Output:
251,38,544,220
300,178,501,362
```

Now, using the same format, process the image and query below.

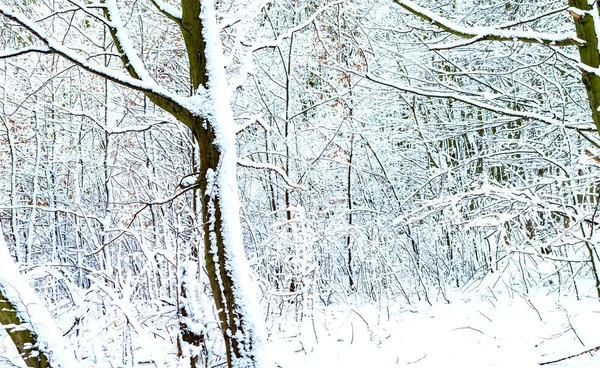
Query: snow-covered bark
0,226,81,368
569,0,600,133
191,3,269,367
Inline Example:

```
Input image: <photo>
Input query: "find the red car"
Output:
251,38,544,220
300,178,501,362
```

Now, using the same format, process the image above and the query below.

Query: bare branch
0,45,50,58
64,0,111,27
539,345,600,365
497,6,569,30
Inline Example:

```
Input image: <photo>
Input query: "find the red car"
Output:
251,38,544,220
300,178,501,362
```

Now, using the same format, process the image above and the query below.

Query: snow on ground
0,328,25,368
269,287,600,368
2,284,600,367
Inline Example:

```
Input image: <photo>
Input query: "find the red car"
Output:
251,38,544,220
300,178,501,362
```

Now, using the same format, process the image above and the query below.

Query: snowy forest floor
269,284,600,368
2,280,600,367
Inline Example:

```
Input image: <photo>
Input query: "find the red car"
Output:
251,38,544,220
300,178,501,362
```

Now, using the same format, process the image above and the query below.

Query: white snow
0,226,81,367
268,287,600,368
150,0,182,20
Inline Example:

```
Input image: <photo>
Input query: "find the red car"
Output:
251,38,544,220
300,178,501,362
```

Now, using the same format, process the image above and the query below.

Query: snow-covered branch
103,0,158,84
235,113,270,133
0,7,188,112
249,0,348,52
238,158,307,190
150,0,182,24
350,69,595,132
394,0,583,49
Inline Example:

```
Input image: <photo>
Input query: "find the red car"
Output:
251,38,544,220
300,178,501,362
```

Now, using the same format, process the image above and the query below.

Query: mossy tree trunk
0,289,50,368
569,0,600,133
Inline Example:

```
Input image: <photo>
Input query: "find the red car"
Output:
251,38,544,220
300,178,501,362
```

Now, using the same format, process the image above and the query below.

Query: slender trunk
2,63,21,261
284,35,294,221
346,135,354,290
25,113,40,263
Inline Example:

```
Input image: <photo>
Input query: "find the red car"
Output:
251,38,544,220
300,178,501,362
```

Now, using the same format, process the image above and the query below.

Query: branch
64,0,112,27
103,0,156,85
238,159,307,190
235,113,270,133
0,45,50,58
150,0,182,24
349,69,595,132
249,0,348,52
0,7,190,120
497,6,569,30
394,0,583,49
539,345,600,365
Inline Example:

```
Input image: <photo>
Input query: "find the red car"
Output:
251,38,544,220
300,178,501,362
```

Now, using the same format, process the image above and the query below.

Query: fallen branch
539,345,600,365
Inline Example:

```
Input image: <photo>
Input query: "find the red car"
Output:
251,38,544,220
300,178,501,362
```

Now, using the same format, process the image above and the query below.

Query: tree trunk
0,289,50,368
569,0,600,133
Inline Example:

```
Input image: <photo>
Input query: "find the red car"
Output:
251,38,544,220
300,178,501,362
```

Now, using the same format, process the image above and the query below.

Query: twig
558,305,585,346
526,298,543,322
407,354,427,364
453,326,484,334
539,345,600,365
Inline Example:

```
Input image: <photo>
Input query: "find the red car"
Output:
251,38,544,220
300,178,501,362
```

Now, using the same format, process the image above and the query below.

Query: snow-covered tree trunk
0,288,50,368
108,0,268,365
568,0,600,133
0,0,268,366
0,226,80,368
181,2,268,366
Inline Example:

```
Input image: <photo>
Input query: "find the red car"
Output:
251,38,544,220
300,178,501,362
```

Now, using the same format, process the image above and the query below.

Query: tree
0,1,267,367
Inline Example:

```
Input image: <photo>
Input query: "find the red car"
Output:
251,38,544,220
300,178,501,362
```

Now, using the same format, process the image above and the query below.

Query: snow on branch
104,0,157,84
394,0,583,49
238,159,307,190
0,7,187,110
350,69,595,132
231,0,347,90
249,0,348,52
235,113,270,133
0,226,81,367
150,0,182,24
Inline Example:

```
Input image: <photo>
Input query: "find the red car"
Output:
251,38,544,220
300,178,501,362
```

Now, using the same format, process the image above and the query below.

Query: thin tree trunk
346,135,354,290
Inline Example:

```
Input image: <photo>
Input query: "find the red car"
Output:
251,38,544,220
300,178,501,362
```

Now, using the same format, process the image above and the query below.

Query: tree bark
569,1,600,133
0,289,50,368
